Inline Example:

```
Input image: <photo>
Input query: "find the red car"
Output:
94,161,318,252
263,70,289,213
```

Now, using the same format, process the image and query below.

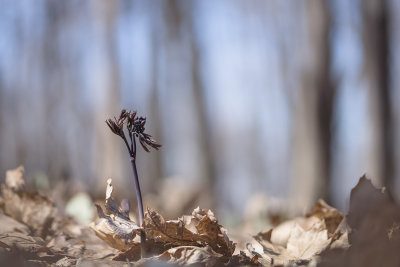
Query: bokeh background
0,0,399,226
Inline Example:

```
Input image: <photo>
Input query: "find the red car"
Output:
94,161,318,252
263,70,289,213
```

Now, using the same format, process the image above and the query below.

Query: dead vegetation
0,166,399,266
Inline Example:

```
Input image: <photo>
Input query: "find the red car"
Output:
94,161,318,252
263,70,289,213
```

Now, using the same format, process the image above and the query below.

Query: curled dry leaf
251,223,324,266
144,207,236,257
251,200,349,266
268,216,320,247
90,179,142,251
104,179,131,221
90,204,141,250
1,166,58,238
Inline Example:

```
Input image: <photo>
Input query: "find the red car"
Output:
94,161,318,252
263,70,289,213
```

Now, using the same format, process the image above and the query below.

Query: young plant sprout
106,109,161,254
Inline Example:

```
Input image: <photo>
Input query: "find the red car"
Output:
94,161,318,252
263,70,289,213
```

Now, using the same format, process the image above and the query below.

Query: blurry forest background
0,0,399,227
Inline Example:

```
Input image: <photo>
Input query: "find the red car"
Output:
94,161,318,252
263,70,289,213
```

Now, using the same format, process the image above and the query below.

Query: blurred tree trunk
163,0,216,208
42,1,70,180
148,18,163,190
291,0,334,211
92,0,123,196
313,1,335,203
362,0,393,189
185,3,217,207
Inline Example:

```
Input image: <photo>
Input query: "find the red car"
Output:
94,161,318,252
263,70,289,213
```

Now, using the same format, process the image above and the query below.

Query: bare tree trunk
148,22,163,190
162,0,216,208
291,0,334,211
92,0,123,196
362,0,392,189
42,1,71,180
314,1,335,203
173,0,217,208
187,9,217,208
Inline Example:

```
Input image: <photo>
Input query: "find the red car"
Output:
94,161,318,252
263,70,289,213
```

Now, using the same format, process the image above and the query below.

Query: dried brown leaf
0,211,30,235
112,242,141,262
90,204,141,251
320,176,400,267
268,216,320,247
252,201,349,266
144,207,236,257
144,208,198,246
47,222,118,260
1,166,58,238
0,230,72,266
46,235,85,258
157,246,225,267
90,179,142,251
286,220,330,259
230,250,261,266
347,175,395,230
104,179,130,221
0,233,45,253
307,199,343,237
112,238,173,262
125,245,228,267
329,230,349,250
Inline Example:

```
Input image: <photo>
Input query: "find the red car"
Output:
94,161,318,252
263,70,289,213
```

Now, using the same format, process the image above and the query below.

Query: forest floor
0,166,399,267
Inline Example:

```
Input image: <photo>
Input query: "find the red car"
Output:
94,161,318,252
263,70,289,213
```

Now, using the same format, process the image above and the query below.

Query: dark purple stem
130,159,144,226
129,137,146,256
121,134,132,155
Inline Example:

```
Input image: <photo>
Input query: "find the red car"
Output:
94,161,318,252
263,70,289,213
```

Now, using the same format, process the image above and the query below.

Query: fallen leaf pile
90,178,236,265
1,166,58,238
0,166,117,266
1,166,400,266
